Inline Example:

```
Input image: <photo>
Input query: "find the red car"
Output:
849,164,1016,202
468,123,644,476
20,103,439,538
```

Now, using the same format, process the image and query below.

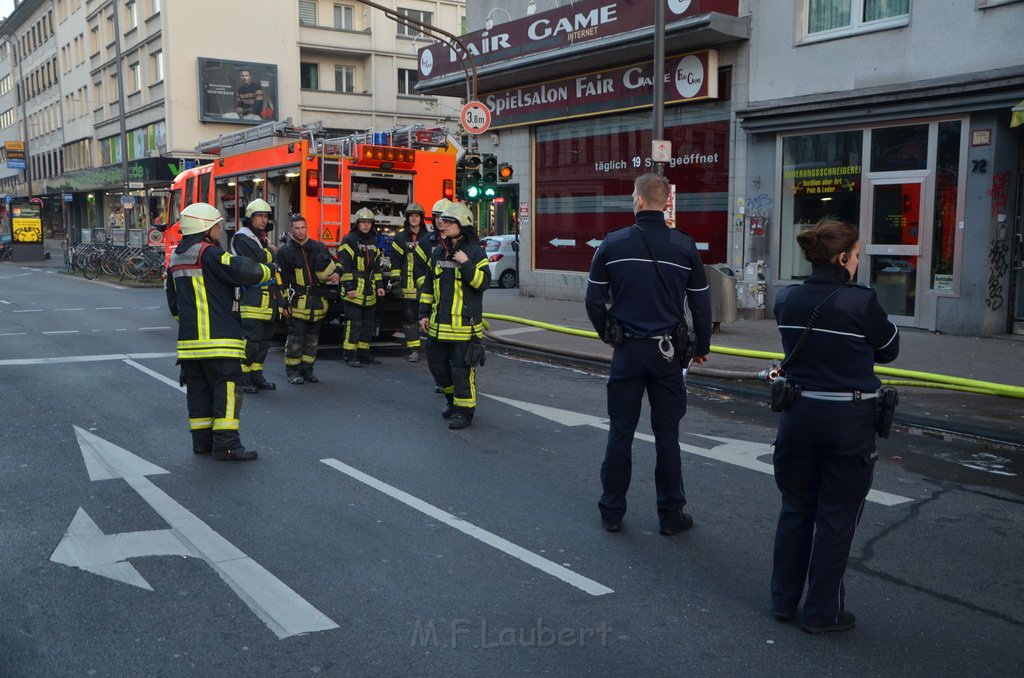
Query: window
152,0,161,14
396,8,431,37
90,26,99,54
803,0,909,40
397,68,418,95
129,62,140,92
300,62,319,89
0,108,14,129
977,0,1023,6
334,3,354,30
0,76,9,96
126,1,137,30
299,0,317,26
334,65,354,93
150,49,163,83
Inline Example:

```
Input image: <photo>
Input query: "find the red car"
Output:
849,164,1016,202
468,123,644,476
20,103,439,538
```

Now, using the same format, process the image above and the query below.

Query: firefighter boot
192,430,213,455
448,408,473,430
251,371,276,390
441,395,456,419
359,350,381,365
286,367,305,385
240,372,259,394
345,351,361,368
407,349,420,363
213,447,259,461
300,364,320,383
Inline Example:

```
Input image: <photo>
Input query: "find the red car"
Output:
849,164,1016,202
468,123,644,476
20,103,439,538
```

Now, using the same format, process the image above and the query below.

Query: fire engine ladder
194,118,325,155
318,137,348,245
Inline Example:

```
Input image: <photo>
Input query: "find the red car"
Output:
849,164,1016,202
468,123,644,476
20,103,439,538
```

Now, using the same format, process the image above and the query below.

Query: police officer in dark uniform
770,220,899,633
585,173,712,535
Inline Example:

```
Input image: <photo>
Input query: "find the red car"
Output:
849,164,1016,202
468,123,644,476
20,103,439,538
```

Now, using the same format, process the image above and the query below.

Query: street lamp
485,7,513,31
0,33,32,199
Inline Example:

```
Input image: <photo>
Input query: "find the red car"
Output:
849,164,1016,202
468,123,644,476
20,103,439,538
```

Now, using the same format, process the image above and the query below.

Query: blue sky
0,1,13,23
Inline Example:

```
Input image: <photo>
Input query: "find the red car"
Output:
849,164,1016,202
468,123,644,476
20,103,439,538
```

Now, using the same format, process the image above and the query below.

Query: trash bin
704,263,738,328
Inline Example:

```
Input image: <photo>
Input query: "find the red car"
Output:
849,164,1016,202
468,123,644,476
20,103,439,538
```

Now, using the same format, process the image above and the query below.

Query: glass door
863,178,925,321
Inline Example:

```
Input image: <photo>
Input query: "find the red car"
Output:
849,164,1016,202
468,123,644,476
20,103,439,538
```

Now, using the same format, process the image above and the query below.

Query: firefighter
231,198,281,393
339,207,386,367
418,202,490,430
276,213,338,384
165,202,273,461
390,202,430,362
430,198,452,235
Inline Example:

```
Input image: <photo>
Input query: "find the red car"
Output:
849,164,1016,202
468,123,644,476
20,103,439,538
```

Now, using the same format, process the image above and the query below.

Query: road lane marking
0,332,27,336
54,427,339,639
321,457,614,597
490,326,545,337
55,308,84,311
139,326,172,331
42,330,80,335
95,307,123,310
483,394,914,507
0,351,175,366
124,358,184,392
13,309,43,313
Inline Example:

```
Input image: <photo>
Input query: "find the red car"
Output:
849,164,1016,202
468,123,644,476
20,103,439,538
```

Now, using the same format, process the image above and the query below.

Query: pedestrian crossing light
498,163,513,182
458,153,482,201
481,154,498,200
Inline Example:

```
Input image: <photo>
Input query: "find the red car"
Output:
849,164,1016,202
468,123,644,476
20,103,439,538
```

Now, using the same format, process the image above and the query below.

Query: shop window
803,0,909,41
931,120,961,292
870,124,928,172
779,130,863,279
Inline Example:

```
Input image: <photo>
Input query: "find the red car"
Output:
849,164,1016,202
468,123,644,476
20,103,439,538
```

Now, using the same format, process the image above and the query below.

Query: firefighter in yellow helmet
389,202,429,362
418,201,490,429
231,198,282,393
338,207,386,367
165,203,274,461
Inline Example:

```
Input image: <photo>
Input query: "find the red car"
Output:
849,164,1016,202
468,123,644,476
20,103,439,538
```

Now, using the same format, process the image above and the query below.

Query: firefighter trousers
241,317,274,376
285,317,322,376
426,339,476,413
182,358,244,453
343,303,375,353
401,299,421,350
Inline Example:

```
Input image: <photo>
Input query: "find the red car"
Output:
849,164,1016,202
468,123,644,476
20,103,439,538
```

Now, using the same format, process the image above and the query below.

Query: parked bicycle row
64,242,165,283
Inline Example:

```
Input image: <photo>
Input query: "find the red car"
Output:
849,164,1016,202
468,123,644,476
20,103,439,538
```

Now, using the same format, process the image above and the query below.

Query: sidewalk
483,289,1024,449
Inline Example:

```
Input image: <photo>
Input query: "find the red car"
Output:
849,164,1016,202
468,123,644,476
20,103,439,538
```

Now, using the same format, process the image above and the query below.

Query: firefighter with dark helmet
231,198,281,393
418,201,490,430
338,207,386,367
389,202,429,362
165,202,273,461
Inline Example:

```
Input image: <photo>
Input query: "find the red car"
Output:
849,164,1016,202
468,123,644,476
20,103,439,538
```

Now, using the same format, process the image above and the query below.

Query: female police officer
770,220,899,633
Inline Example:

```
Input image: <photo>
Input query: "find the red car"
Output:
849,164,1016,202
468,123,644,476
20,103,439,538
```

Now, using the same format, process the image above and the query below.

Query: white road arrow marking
54,426,339,639
321,458,614,597
481,395,913,507
548,238,576,247
587,239,603,249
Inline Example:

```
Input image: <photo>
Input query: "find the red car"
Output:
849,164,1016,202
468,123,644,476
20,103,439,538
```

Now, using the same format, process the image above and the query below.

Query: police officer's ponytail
797,220,858,266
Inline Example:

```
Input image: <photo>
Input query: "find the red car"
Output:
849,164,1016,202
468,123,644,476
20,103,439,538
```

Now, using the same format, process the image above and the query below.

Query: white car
481,235,519,289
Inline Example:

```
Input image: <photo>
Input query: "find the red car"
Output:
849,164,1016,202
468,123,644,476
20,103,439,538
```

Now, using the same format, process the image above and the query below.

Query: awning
1012,99,1024,128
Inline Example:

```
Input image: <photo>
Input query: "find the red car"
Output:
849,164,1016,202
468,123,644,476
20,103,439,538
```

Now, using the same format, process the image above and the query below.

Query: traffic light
481,154,498,200
498,163,513,182
457,153,482,201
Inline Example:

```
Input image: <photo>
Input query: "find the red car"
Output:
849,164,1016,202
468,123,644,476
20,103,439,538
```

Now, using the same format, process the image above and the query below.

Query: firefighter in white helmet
231,198,282,393
389,202,429,362
418,201,490,429
338,207,386,367
165,202,274,461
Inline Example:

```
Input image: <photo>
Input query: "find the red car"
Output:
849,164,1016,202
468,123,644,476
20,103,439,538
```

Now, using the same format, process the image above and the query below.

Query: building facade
422,0,1024,337
0,0,465,245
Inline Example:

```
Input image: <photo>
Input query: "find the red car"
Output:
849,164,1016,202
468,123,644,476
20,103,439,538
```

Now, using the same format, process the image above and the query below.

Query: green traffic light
467,185,482,199
483,186,497,199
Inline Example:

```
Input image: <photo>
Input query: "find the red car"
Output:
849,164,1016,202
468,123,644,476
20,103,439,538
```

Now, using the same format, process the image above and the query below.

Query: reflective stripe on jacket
418,238,490,341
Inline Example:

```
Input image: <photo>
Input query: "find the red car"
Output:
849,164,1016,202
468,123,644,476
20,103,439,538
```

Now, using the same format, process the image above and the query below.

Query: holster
672,321,695,363
875,386,899,438
603,317,624,347
465,337,486,367
769,377,801,412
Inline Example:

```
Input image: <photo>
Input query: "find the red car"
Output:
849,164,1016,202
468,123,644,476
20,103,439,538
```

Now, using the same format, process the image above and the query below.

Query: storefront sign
485,50,718,129
785,165,861,196
418,0,737,81
6,140,25,169
48,159,178,192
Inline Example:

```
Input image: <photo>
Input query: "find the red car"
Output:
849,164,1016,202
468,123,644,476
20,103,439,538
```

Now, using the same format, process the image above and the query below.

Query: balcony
298,23,373,57
299,88,370,112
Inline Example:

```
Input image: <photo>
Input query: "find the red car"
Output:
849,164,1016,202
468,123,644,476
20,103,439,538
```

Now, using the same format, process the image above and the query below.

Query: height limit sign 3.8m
460,101,492,135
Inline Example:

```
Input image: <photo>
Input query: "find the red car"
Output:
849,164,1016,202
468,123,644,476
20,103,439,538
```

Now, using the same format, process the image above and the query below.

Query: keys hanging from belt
657,335,675,362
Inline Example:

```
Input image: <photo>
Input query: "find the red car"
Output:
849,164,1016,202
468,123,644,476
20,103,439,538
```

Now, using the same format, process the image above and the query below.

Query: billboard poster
198,58,278,124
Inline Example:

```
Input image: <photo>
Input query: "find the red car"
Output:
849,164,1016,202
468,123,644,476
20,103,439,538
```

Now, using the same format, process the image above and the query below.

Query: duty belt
801,390,878,402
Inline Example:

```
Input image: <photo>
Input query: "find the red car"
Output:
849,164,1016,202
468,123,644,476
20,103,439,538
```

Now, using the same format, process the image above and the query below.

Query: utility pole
110,0,131,243
652,0,666,176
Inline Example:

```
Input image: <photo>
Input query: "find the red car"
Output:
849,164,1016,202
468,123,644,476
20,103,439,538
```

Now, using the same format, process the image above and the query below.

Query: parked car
481,234,518,288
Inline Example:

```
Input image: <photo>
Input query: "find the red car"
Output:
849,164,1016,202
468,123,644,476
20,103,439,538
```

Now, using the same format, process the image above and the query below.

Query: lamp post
0,33,33,199
652,0,666,175
485,7,512,31
109,0,132,243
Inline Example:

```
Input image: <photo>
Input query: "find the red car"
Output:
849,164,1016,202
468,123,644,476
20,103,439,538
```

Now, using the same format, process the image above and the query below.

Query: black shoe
441,401,455,419
434,385,442,394
347,359,361,368
287,374,305,384
252,374,276,390
359,354,380,365
659,512,694,535
448,413,472,430
773,609,796,623
407,351,419,363
302,372,320,383
601,518,622,533
212,448,258,461
801,611,855,634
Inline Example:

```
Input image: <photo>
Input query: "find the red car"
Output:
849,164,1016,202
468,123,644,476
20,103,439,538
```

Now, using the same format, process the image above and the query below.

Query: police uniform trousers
401,299,421,350
182,358,244,454
771,398,876,626
599,338,687,525
241,317,274,377
343,303,376,354
426,339,476,414
285,316,322,377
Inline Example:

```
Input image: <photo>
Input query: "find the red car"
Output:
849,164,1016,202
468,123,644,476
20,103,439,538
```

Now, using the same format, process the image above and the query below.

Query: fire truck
163,118,457,334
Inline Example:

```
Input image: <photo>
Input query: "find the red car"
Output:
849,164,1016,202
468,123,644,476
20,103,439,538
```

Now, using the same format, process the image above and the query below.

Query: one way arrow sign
51,426,339,639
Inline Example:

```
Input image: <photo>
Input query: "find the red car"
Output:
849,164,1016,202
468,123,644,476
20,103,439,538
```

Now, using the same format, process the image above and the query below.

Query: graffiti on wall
986,239,1010,311
987,172,1010,219
747,193,773,236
